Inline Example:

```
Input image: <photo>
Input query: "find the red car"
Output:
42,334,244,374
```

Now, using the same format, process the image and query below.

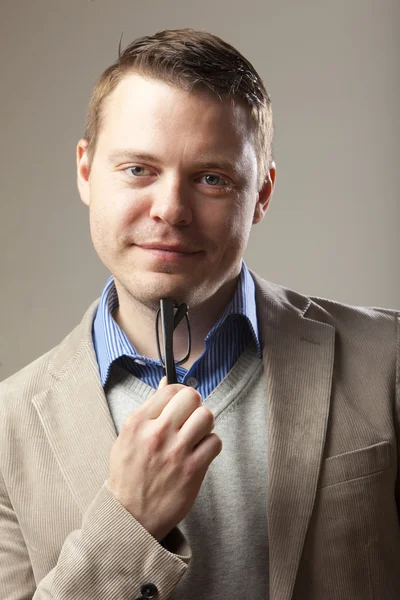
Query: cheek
88,203,123,255
89,187,145,239
114,188,147,221
89,208,111,253
222,205,254,247
204,197,249,234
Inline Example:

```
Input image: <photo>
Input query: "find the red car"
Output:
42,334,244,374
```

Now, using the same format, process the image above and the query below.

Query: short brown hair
84,28,274,190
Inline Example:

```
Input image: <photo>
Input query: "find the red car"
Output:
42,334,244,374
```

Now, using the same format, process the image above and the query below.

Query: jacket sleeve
0,474,190,599
395,311,400,516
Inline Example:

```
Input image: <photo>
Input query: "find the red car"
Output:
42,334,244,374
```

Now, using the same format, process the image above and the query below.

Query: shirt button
140,582,158,598
134,358,146,366
186,376,198,389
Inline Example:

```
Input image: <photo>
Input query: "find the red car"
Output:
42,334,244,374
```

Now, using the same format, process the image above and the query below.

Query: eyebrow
107,149,239,173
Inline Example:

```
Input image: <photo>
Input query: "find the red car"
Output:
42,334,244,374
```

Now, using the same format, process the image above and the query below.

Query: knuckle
146,421,169,453
198,406,215,427
209,434,223,457
168,440,184,463
184,388,202,410
168,383,187,395
121,412,140,435
154,383,183,403
191,389,202,405
214,434,223,454
182,456,198,478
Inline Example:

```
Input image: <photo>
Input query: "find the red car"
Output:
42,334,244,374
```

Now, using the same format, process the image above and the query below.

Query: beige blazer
1,273,399,600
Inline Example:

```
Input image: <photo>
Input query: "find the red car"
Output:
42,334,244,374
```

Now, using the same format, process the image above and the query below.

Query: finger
192,432,223,468
139,383,186,420
158,386,202,430
178,406,215,449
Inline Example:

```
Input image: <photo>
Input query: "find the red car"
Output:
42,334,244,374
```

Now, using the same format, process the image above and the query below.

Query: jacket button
140,582,158,598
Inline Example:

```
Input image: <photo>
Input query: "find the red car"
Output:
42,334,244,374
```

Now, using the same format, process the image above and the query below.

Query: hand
108,378,222,541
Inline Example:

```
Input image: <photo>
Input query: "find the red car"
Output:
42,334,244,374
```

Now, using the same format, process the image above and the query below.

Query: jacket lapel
32,300,117,514
252,273,335,600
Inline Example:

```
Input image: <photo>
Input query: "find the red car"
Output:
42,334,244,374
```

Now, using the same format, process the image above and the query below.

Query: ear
76,139,91,207
253,162,276,224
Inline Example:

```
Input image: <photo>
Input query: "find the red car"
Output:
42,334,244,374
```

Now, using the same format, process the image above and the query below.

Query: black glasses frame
155,298,191,384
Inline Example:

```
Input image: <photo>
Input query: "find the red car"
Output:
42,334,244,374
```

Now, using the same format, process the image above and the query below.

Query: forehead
97,73,256,163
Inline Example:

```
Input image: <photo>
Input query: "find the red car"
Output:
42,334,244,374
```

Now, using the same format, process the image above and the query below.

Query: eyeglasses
155,298,191,384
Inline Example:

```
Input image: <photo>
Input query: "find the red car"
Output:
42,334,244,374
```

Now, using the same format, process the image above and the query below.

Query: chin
125,272,195,309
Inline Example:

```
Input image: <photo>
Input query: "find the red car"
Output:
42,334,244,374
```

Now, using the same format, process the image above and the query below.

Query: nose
149,176,192,226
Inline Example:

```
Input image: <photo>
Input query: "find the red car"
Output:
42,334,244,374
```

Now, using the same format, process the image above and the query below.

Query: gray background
0,0,399,381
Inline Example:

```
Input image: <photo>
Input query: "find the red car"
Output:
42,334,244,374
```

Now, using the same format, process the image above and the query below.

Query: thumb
158,375,168,390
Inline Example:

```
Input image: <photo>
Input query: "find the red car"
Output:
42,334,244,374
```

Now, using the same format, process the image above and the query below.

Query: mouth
136,244,202,262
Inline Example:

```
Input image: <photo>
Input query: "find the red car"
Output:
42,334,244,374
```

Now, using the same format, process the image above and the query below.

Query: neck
113,278,239,370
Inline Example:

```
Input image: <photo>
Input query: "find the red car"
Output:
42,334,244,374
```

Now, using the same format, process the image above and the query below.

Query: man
0,28,399,600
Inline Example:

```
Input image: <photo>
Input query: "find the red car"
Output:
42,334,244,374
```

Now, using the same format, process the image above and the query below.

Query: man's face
77,73,273,310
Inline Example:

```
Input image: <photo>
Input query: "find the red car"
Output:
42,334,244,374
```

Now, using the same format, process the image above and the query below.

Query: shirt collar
206,262,260,350
93,261,261,387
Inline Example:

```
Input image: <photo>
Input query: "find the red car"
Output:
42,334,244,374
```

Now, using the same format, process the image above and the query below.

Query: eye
197,174,229,187
123,166,153,177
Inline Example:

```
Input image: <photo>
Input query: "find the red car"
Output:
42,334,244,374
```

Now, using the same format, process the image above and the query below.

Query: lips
138,243,200,254
135,243,202,264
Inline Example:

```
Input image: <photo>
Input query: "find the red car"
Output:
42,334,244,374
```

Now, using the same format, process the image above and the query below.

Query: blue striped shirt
92,261,261,399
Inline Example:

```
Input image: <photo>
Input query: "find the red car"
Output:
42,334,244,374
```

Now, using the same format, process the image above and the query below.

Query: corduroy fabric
0,272,399,599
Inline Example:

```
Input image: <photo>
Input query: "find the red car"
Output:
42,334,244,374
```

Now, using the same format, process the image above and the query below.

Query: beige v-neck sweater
106,341,269,599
